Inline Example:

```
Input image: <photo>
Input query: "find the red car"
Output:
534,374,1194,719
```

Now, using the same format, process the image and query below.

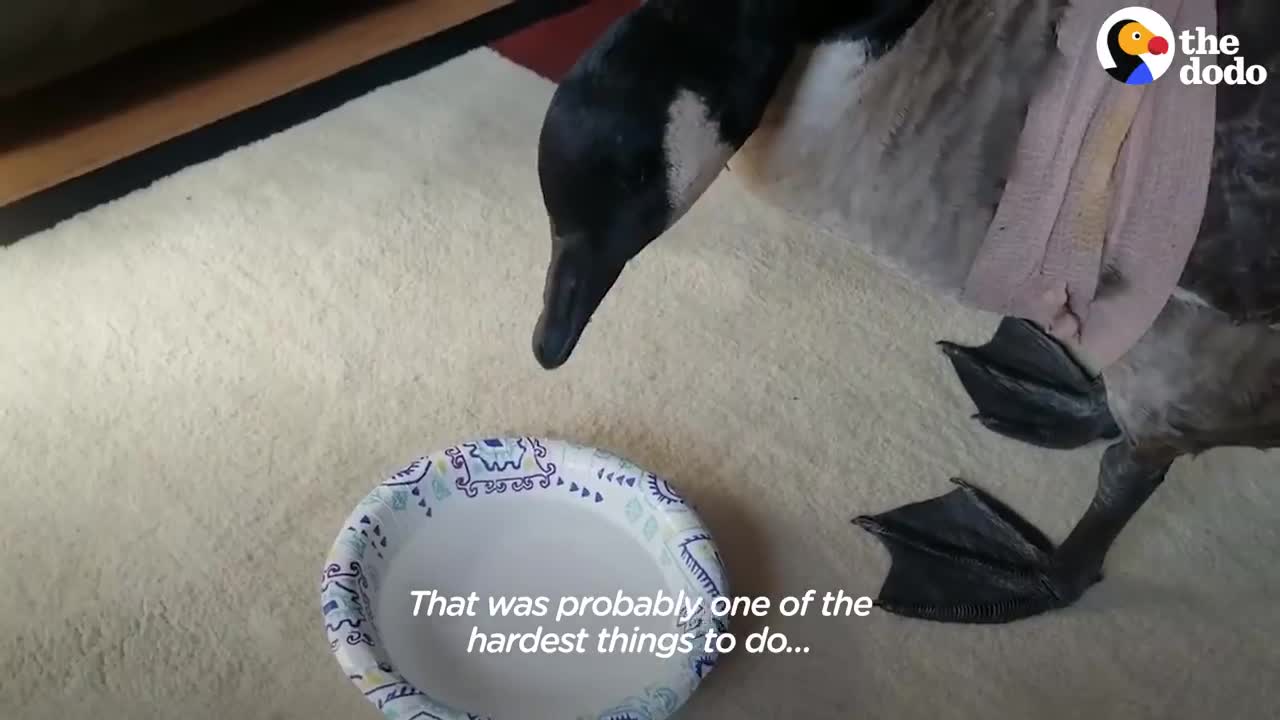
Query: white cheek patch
663,88,734,218
735,38,874,195
783,39,873,132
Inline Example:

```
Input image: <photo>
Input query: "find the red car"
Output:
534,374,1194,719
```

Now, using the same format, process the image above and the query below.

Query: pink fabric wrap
962,0,1218,369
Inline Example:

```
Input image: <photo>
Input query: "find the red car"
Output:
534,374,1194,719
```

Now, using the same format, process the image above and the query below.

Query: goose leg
939,317,1120,449
853,440,1175,623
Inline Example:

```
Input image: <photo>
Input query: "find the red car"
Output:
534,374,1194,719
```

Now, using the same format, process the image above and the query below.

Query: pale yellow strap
1059,86,1146,251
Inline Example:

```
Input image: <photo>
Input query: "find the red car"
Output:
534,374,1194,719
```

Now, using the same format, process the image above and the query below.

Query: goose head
531,0,927,369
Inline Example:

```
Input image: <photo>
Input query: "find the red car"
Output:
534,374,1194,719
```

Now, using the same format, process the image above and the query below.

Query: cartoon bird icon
1105,19,1171,84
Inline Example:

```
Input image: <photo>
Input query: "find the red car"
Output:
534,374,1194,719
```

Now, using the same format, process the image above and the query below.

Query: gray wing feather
1179,0,1280,325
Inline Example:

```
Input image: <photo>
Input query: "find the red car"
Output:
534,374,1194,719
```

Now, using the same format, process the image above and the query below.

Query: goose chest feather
734,0,1064,296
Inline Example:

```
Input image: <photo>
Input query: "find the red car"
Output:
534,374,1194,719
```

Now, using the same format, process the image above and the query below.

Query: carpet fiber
2,49,1278,720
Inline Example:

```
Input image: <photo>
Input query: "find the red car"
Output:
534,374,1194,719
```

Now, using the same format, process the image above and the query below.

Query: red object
491,0,641,82
1148,36,1169,55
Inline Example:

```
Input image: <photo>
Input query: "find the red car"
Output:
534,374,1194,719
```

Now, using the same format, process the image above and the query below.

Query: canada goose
530,0,1279,623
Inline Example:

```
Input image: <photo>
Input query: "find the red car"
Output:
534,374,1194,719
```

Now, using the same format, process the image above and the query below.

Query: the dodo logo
1098,6,1268,86
1097,8,1175,85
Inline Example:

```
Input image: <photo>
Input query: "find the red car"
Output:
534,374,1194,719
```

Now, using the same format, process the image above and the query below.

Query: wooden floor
0,0,508,207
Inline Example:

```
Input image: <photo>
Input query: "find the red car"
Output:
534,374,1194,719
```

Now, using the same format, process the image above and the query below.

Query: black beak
531,240,621,370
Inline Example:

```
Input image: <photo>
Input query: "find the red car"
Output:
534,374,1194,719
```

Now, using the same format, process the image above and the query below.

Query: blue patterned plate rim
319,436,730,720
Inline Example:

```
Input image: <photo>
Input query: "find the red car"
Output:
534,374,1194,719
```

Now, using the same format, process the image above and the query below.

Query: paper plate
320,437,728,720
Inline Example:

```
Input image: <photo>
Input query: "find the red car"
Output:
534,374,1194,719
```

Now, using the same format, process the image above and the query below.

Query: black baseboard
0,0,585,246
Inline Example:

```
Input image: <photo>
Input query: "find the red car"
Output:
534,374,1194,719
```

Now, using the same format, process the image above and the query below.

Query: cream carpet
2,48,1278,720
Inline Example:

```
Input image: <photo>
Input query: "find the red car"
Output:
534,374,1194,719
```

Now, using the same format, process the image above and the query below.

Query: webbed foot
939,317,1120,449
854,442,1174,625
854,480,1099,623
